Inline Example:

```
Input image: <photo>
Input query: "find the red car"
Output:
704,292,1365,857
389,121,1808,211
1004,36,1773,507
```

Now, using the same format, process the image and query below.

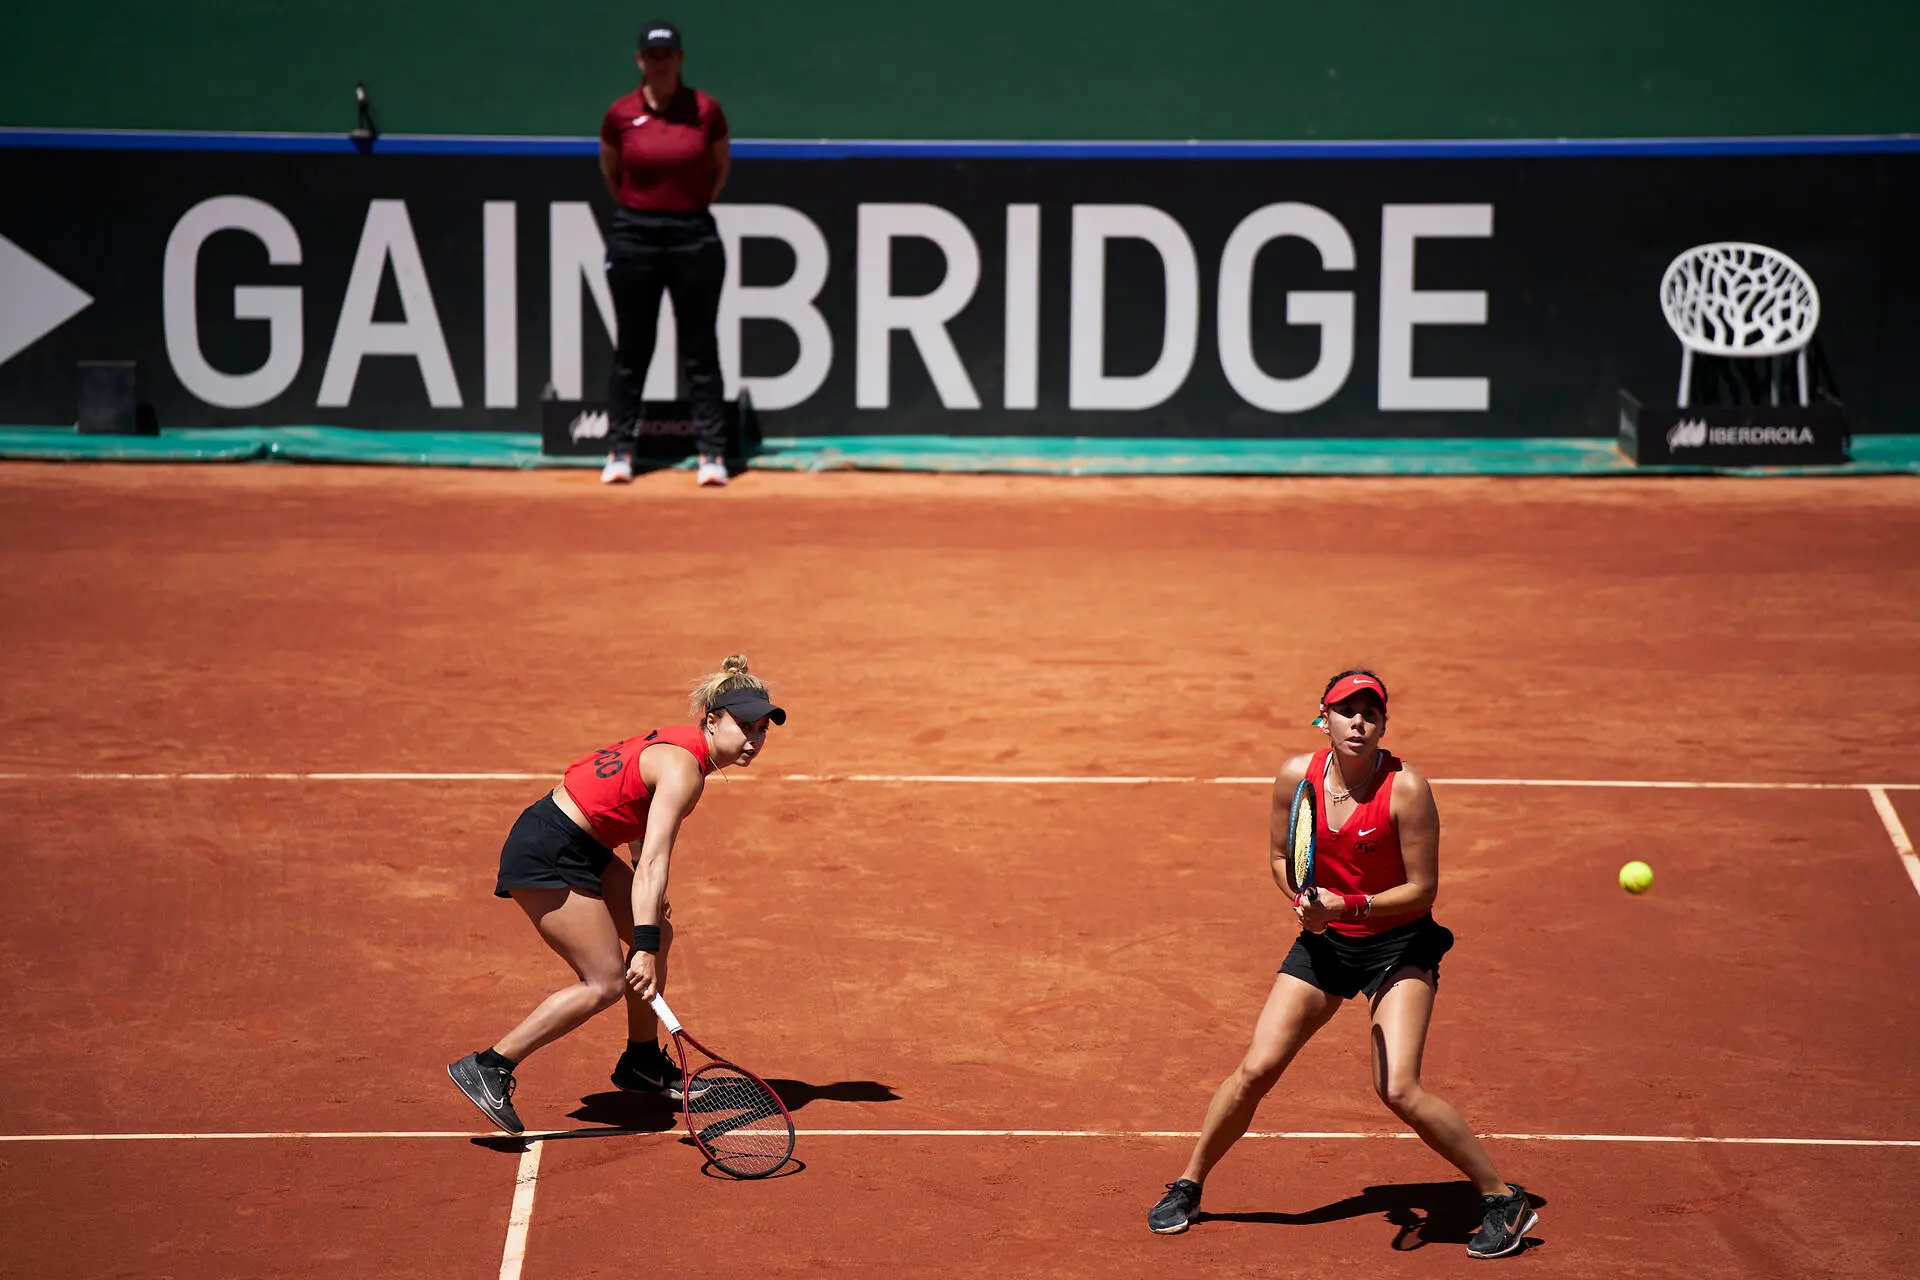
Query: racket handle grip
648,993,683,1034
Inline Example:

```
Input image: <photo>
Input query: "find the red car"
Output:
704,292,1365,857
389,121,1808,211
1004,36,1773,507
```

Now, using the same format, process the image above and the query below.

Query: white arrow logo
0,233,93,367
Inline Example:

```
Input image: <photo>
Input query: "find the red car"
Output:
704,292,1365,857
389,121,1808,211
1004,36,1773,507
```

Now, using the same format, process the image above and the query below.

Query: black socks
478,1047,516,1072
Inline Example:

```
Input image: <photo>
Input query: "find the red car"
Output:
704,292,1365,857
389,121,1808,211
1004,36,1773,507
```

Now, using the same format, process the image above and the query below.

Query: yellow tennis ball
1619,860,1654,894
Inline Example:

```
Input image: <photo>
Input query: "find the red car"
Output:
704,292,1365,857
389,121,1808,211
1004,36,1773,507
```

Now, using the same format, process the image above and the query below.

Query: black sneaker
1467,1184,1536,1259
611,1045,709,1101
448,1052,523,1135
1148,1179,1203,1234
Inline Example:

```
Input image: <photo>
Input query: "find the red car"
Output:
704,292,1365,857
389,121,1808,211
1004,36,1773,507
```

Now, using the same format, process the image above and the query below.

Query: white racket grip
648,993,683,1034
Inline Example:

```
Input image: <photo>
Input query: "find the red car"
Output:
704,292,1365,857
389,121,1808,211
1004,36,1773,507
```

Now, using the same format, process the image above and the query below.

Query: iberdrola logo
568,410,610,442
1666,418,1709,449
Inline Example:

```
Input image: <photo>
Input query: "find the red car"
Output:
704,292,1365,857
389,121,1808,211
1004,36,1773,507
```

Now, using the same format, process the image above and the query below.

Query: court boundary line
2,1127,1915,1148
498,1140,541,1280
1867,786,1920,899
1,771,1916,790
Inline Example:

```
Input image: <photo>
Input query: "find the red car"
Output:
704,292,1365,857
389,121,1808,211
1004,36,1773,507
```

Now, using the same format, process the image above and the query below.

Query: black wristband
632,925,662,953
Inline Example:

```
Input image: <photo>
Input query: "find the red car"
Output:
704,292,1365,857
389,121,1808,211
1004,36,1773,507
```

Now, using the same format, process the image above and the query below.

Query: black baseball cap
639,20,682,51
709,685,786,726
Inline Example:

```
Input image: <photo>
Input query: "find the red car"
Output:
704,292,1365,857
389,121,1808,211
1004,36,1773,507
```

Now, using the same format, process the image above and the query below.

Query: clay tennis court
2,462,1916,1279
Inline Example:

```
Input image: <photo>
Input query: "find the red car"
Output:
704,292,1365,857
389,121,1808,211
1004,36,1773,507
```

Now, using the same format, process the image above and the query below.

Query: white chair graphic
1659,242,1821,407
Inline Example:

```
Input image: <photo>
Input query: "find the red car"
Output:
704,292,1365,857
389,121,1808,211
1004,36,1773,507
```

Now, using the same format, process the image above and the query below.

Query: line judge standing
598,20,732,487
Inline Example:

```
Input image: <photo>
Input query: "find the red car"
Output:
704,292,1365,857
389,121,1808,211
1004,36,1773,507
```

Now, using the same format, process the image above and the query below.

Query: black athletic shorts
494,793,616,898
1279,914,1455,1000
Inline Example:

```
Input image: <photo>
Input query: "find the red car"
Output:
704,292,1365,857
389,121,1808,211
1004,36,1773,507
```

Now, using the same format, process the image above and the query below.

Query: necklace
1324,751,1382,802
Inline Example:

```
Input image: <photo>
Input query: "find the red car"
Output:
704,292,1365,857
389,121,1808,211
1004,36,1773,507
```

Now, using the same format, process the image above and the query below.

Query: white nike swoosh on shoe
481,1080,505,1107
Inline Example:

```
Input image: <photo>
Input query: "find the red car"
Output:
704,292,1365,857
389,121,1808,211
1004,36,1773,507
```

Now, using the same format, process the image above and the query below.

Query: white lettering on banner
712,204,833,411
318,201,461,407
482,202,517,408
1377,204,1493,411
855,204,982,410
1215,203,1356,413
1734,426,1812,444
547,202,676,402
1003,205,1041,410
1069,205,1200,411
1670,424,1817,448
140,195,1500,421
162,196,303,409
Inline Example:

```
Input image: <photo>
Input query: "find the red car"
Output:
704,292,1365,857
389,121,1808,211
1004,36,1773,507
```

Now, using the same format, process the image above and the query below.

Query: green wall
2,1,1915,139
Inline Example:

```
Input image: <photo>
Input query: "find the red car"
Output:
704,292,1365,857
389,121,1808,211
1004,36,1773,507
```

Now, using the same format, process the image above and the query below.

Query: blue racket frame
1286,778,1317,899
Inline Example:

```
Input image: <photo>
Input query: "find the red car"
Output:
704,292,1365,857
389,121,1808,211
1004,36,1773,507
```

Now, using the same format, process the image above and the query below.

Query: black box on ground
76,361,157,435
540,392,760,462
1618,392,1849,466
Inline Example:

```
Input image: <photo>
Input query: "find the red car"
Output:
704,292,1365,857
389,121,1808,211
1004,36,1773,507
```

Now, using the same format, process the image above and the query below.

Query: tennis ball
1619,860,1654,894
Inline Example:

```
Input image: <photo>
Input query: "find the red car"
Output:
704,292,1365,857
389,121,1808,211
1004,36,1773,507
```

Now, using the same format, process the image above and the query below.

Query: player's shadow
1201,1180,1547,1254
567,1077,899,1129
767,1078,901,1110
565,1089,679,1132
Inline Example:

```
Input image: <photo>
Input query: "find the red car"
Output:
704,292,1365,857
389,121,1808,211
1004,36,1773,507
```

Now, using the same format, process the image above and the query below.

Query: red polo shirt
601,85,729,212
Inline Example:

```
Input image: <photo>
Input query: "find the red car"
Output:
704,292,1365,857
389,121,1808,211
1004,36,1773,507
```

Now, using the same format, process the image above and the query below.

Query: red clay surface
0,1140,510,1280
532,1137,1916,1280
2,463,1916,1278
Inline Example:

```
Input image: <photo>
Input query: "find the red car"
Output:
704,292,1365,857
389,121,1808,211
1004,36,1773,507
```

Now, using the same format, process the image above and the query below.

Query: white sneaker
696,457,729,487
600,454,633,484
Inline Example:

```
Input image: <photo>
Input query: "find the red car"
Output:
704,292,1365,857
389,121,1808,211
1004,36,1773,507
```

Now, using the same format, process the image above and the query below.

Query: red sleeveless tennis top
1306,747,1422,937
560,725,711,848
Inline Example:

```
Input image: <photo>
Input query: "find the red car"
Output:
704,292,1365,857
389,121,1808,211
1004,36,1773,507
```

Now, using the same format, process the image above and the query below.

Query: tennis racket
1284,779,1326,934
648,994,795,1179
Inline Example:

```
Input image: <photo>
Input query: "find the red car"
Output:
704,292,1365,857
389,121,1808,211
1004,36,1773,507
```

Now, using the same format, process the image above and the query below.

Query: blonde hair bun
690,653,769,718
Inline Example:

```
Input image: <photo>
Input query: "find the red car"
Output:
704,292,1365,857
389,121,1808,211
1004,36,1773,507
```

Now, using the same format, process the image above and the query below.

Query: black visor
709,686,785,726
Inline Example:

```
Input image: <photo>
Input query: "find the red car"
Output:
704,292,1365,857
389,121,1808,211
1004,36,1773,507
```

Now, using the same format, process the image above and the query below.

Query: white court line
1867,786,1920,899
0,1130,483,1141
2,771,1918,789
1,1128,1915,1147
794,1130,1920,1147
801,776,1920,790
0,772,549,781
497,1141,541,1280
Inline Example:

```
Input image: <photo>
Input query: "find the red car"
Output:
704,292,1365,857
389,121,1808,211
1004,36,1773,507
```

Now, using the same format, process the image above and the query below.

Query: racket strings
686,1064,792,1178
1291,794,1315,892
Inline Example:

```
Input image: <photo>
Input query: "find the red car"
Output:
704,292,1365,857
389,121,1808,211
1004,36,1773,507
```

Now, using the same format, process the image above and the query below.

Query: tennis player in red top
448,655,783,1135
1148,670,1538,1259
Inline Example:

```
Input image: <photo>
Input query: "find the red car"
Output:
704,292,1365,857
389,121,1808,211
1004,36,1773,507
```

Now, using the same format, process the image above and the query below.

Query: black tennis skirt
1280,913,1456,1000
494,793,617,898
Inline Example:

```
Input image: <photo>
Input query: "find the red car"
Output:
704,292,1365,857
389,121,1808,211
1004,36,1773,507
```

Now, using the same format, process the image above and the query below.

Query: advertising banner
2,137,1914,438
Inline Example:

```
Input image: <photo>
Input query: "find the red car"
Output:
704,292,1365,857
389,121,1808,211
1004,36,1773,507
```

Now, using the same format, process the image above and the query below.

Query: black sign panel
1619,394,1850,466
539,394,761,459
1,141,1914,438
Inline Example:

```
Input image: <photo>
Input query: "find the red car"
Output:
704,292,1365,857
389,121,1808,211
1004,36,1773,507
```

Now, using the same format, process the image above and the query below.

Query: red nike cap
1320,672,1388,711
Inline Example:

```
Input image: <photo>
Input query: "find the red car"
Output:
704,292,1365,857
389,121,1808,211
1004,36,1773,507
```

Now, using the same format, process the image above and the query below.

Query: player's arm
624,747,704,997
1372,765,1440,917
631,747,702,928
1268,753,1316,894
